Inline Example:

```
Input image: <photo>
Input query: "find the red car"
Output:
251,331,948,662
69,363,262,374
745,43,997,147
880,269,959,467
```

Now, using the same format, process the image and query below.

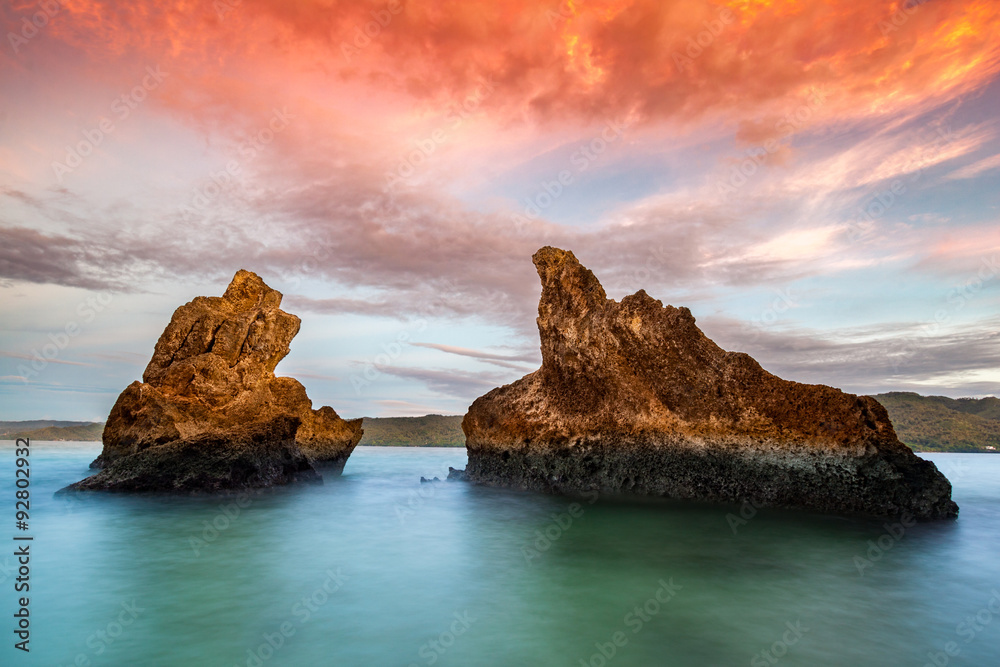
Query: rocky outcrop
461,247,958,520
70,270,361,492
63,416,320,492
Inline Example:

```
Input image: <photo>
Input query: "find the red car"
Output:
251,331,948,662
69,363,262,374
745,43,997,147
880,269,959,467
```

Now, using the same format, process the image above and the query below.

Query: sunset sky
1,0,999,421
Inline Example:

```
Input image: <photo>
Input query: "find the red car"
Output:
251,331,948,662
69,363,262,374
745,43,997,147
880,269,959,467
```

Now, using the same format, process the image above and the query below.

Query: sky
1,0,999,422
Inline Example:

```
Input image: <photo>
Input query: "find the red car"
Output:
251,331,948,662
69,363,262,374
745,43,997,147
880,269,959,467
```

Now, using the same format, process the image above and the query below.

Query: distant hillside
0,420,91,438
874,393,1000,453
1,421,104,441
358,415,464,447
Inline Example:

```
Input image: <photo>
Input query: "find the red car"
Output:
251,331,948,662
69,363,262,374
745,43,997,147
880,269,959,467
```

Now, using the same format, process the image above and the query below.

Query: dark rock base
60,417,321,493
466,441,958,520
308,453,353,477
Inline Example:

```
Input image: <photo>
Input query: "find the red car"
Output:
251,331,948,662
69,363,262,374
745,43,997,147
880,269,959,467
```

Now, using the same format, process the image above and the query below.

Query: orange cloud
15,0,994,136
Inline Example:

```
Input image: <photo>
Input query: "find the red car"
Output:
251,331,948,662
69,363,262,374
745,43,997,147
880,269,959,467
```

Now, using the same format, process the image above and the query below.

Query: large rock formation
461,247,958,520
70,270,362,491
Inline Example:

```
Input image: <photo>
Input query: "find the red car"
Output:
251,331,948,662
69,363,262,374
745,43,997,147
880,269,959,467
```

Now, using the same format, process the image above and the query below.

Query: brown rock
461,247,958,520
62,416,320,492
76,270,361,490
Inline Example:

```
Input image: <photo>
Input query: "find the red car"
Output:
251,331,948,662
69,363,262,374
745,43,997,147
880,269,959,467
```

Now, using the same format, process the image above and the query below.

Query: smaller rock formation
63,416,319,492
461,247,958,520
67,270,361,492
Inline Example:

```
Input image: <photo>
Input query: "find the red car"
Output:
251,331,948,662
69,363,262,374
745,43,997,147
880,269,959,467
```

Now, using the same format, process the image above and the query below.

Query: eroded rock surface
64,416,320,492
70,270,361,491
462,247,958,520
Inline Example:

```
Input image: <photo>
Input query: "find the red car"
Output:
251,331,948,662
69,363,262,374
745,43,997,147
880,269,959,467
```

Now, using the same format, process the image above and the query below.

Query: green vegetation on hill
358,415,464,447
873,392,1000,453
0,420,90,437
1,422,104,441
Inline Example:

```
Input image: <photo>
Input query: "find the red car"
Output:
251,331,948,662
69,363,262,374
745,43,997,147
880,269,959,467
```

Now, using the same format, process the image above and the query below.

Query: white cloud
945,153,1000,180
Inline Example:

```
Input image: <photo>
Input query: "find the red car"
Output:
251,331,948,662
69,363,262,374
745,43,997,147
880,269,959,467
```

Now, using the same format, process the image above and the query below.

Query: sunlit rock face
70,270,361,492
462,247,958,520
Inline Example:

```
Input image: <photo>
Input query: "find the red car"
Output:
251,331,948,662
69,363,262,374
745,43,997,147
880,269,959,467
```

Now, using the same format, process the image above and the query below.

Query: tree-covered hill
358,415,465,447
0,421,104,441
873,392,1000,453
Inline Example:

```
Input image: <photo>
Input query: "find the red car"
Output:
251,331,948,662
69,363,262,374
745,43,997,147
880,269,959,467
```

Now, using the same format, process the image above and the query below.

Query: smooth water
1,443,999,666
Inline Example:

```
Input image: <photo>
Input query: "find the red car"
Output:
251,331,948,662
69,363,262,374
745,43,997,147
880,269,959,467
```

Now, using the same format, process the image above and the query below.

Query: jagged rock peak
143,269,299,386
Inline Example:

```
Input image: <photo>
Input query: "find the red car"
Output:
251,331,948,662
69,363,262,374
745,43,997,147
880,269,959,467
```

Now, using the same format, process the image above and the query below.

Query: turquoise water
2,443,999,666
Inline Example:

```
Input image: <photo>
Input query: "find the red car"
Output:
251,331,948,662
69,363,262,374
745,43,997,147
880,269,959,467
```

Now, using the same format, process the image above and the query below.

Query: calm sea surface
1,443,998,666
